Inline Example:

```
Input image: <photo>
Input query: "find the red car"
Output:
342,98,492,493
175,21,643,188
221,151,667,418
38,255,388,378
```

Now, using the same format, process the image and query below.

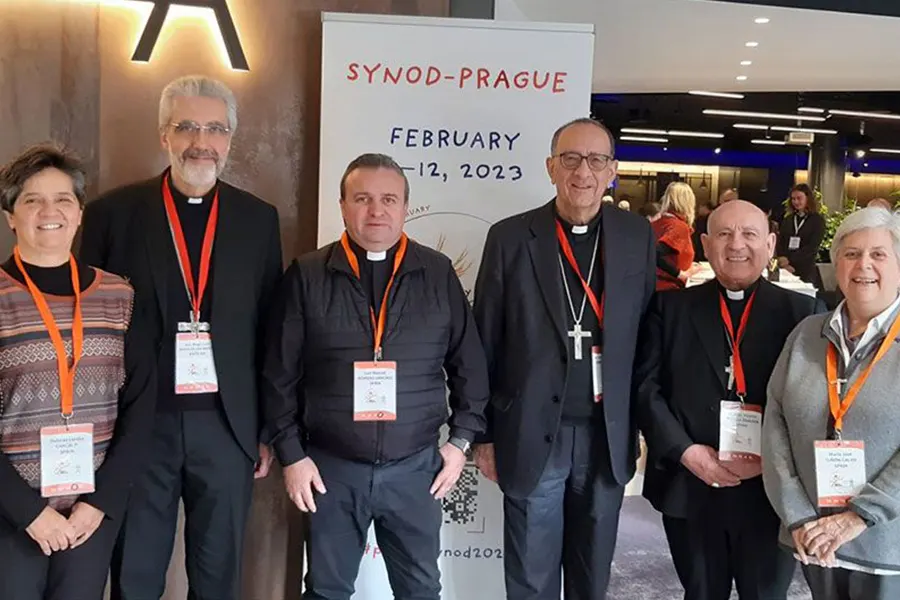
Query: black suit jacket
636,279,826,519
78,172,283,461
473,200,656,498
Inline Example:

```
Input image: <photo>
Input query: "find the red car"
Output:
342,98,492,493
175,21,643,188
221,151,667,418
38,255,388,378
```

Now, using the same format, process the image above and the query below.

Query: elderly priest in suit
636,199,826,600
472,117,656,599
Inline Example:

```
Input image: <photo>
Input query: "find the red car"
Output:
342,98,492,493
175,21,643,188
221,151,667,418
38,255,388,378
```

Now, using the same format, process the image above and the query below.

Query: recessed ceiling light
755,17,770,24
829,109,900,121
714,148,722,154
733,123,769,130
798,107,826,113
620,135,668,143
752,139,786,146
622,127,723,139
740,60,753,66
745,41,759,47
688,90,745,99
704,109,826,122
770,125,838,135
870,148,900,154
736,75,748,81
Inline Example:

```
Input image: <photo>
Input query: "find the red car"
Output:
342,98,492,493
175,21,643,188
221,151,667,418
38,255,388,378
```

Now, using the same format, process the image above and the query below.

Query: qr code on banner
442,464,479,525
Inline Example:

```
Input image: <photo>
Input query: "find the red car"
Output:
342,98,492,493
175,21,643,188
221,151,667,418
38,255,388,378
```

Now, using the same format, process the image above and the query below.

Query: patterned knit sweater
0,267,133,512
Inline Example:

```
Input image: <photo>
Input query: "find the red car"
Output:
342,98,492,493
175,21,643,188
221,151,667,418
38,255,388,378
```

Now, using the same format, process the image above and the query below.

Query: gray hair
830,207,900,264
159,75,238,132
340,153,410,203
550,117,616,156
0,143,87,212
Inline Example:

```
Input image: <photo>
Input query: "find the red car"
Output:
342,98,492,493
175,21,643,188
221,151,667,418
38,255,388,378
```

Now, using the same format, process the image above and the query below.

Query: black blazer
78,172,283,461
776,211,826,285
473,200,656,498
636,279,825,519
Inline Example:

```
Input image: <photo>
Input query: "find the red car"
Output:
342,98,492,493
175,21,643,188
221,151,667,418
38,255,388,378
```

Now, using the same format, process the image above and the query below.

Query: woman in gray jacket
763,206,900,600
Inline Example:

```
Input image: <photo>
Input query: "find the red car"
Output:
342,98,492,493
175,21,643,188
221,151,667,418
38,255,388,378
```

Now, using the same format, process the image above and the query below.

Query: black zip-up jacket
261,237,489,465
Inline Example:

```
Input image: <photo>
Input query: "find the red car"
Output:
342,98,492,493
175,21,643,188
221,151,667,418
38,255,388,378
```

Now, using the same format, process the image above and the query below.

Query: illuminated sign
129,0,248,70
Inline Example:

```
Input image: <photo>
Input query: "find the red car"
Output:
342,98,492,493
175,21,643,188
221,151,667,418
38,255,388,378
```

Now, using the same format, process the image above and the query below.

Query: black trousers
0,512,119,600
502,422,625,600
662,490,796,600
110,409,254,600
803,564,900,600
303,445,443,600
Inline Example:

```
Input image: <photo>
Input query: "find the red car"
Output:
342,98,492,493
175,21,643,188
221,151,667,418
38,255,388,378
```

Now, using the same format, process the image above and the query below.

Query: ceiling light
666,130,725,139
755,17,770,24
740,60,753,66
752,139,786,146
870,148,900,154
745,41,759,47
829,109,900,121
770,125,838,135
622,127,723,139
621,128,667,135
621,135,668,143
704,109,826,122
798,107,826,113
733,123,769,130
714,148,722,154
855,149,867,158
688,90,745,99
736,75,748,81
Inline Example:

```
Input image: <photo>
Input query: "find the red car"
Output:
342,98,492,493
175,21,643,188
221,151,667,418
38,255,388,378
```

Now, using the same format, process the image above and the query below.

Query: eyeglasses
555,152,613,172
167,121,232,137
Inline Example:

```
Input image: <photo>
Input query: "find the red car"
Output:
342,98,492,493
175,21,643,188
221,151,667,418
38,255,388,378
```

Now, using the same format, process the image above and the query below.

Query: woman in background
776,183,826,285
653,181,697,290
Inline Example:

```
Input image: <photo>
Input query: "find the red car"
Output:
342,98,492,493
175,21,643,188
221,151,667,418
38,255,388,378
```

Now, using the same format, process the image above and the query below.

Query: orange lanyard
162,176,219,326
339,233,408,361
719,290,757,398
826,310,900,435
14,247,83,420
554,220,605,326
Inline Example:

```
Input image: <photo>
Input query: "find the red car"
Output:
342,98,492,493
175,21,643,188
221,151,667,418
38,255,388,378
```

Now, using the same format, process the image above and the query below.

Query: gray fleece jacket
763,312,900,572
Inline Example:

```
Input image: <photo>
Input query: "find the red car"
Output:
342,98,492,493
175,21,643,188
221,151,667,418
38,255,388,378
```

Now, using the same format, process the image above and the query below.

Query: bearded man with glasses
472,117,657,599
79,75,283,600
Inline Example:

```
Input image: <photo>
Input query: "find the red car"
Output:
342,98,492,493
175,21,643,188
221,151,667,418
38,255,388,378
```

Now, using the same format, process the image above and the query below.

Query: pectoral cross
568,323,592,361
833,378,848,396
725,355,735,391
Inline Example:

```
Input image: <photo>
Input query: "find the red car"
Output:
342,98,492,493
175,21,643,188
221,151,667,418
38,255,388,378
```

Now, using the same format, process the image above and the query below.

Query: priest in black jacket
636,199,826,600
472,118,656,599
262,153,489,600
79,76,283,600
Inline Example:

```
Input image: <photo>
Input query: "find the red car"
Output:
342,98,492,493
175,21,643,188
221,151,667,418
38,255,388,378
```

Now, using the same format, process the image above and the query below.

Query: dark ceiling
591,91,900,154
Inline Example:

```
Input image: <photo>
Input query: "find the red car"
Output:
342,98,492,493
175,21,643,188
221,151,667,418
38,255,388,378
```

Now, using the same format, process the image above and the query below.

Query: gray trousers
803,564,900,600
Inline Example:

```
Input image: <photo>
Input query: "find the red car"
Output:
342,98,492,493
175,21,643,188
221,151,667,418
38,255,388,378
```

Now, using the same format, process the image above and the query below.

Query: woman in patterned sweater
0,144,156,600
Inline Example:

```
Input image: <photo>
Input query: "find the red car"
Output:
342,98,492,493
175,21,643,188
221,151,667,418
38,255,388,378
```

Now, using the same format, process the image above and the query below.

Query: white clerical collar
571,224,589,235
725,289,745,301
367,250,387,262
188,197,203,205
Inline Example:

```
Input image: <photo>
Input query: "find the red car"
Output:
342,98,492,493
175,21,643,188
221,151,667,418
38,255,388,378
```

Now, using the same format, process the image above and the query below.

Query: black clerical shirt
556,209,604,421
160,183,218,411
347,237,398,315
718,277,761,400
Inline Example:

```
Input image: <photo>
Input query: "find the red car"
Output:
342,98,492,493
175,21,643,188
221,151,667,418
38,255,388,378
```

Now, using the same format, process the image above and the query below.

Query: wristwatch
448,436,471,455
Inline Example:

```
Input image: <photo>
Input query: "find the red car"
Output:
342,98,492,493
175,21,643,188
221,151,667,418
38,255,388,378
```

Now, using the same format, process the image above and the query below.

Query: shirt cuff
274,432,307,467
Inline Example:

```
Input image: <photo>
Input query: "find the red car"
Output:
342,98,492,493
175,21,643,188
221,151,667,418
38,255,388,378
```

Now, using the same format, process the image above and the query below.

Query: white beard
170,151,221,189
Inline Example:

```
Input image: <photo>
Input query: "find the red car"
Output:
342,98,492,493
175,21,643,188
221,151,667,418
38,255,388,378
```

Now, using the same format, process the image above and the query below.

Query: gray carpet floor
607,497,812,600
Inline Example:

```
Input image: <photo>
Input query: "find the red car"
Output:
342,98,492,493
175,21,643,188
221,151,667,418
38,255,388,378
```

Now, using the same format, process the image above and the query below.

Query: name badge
175,326,219,394
353,361,397,421
40,424,95,498
815,440,866,507
788,236,801,250
591,346,603,402
718,401,762,462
